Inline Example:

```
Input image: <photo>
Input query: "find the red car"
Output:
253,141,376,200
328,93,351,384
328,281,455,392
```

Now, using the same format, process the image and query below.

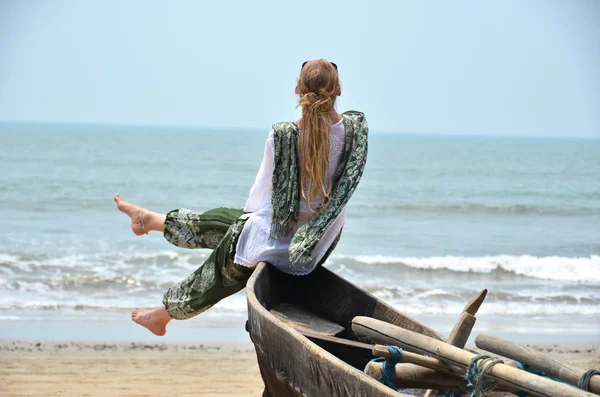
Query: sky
0,0,598,137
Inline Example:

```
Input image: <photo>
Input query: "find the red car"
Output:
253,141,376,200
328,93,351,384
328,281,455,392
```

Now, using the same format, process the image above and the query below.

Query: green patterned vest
269,110,369,272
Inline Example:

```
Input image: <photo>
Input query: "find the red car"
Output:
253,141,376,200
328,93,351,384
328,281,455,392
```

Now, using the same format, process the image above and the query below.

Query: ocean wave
361,286,600,305
0,315,21,321
0,250,206,278
336,254,600,283
352,202,599,216
3,251,600,287
384,301,600,316
2,298,598,317
2,249,598,317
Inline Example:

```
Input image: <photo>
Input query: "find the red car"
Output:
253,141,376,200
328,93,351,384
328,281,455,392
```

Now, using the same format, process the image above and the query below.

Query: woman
114,59,368,336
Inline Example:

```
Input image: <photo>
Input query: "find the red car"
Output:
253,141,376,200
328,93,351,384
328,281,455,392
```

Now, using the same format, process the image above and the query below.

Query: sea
0,122,599,343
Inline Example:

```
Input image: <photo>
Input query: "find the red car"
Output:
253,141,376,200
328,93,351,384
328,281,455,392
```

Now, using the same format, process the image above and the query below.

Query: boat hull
246,262,444,397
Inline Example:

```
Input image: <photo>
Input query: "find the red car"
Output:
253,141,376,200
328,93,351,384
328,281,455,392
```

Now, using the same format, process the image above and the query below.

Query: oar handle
475,333,600,394
354,316,597,397
373,344,469,376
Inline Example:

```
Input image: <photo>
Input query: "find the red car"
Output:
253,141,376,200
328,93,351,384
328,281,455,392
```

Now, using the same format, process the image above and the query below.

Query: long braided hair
296,59,341,212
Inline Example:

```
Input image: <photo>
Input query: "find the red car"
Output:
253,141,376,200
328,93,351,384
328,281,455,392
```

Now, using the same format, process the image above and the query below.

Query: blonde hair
296,59,341,212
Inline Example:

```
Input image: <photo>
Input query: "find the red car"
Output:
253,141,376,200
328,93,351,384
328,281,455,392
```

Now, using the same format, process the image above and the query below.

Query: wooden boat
247,262,599,397
245,262,445,397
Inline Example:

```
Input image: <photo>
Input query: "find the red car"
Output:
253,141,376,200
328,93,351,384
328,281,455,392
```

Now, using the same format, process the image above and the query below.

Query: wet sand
1,340,599,396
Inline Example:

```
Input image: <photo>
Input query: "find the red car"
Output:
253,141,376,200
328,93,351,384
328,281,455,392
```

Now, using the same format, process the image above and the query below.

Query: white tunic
234,118,347,275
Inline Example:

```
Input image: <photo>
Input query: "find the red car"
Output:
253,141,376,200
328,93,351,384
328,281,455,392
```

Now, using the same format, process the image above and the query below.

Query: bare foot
131,307,171,336
114,194,148,236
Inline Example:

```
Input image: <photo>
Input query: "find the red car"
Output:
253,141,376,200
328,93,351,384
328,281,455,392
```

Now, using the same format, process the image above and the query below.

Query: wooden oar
366,358,515,396
364,362,468,391
424,289,488,397
450,288,487,345
352,316,596,397
475,334,600,394
371,343,519,379
371,344,465,375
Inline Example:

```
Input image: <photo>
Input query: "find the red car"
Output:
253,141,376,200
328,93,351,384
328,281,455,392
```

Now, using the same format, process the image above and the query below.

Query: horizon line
0,119,598,139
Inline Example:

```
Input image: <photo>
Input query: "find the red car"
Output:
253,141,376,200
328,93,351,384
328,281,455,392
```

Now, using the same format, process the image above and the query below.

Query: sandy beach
1,341,263,397
2,340,598,397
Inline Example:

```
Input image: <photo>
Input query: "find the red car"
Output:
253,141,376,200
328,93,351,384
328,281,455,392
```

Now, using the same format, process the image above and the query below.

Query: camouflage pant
162,207,254,320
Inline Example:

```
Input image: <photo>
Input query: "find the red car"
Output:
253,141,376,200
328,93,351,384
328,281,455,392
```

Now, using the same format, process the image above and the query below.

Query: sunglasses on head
302,61,338,71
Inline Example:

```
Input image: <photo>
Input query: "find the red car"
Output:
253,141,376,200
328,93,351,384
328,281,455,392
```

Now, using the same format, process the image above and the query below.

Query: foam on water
4,250,600,283
2,292,598,317
1,250,598,321
344,254,600,282
0,315,21,321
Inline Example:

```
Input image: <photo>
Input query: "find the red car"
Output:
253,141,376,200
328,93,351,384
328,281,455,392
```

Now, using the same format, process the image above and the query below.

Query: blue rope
369,345,403,391
465,354,504,397
578,369,600,391
515,361,563,381
514,365,599,393
514,360,578,396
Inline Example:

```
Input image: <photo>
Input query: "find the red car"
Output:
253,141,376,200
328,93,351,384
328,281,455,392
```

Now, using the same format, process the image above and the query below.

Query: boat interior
252,263,392,371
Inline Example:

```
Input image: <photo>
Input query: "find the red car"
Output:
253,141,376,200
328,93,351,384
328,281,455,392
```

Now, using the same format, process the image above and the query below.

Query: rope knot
578,369,600,391
465,354,504,397
370,345,403,391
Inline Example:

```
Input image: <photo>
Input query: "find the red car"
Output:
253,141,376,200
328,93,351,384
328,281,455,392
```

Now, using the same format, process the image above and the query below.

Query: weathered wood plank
464,288,488,315
476,334,600,394
365,362,468,391
248,263,417,397
270,303,345,336
372,344,466,375
353,316,596,397
425,289,486,397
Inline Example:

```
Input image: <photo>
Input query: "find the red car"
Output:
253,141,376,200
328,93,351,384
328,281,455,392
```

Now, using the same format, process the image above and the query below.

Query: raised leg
161,214,254,322
127,206,252,336
161,244,253,321
131,305,172,336
163,207,244,249
114,194,166,235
